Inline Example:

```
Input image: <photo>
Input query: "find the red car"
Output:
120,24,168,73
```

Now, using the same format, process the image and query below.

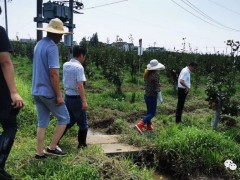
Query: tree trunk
212,100,222,129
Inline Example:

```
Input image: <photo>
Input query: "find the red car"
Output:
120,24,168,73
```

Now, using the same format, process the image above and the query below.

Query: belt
65,95,80,99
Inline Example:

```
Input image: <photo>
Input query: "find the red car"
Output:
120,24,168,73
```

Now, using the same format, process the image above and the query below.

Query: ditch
88,127,173,179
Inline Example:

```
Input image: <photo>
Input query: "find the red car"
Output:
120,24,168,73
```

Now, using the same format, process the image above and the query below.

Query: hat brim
147,63,165,70
37,27,72,35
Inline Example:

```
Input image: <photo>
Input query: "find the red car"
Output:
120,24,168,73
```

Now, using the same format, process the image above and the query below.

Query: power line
171,0,240,32
182,0,240,32
83,0,128,10
170,0,223,29
207,0,240,16
182,0,220,25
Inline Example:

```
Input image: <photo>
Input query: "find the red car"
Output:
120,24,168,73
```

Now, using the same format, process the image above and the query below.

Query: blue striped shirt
32,37,60,97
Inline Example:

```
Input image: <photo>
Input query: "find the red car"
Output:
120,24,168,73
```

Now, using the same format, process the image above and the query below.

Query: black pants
62,95,88,147
0,98,19,169
176,88,188,123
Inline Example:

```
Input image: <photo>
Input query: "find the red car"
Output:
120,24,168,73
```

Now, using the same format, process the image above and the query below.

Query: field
5,44,240,179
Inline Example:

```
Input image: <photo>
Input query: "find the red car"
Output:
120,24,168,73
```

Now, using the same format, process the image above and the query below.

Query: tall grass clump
15,76,36,137
155,125,240,178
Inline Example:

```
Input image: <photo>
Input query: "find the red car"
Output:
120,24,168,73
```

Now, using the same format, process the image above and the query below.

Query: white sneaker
56,145,62,152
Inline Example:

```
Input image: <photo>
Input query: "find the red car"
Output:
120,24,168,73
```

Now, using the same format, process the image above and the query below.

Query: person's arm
180,79,189,93
49,68,63,105
77,81,87,111
0,52,24,108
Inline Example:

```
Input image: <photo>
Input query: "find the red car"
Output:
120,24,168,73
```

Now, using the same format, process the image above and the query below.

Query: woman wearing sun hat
135,59,165,134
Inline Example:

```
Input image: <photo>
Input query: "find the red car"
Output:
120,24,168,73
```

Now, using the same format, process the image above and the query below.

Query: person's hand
185,87,189,94
82,101,88,111
11,93,24,108
56,96,64,105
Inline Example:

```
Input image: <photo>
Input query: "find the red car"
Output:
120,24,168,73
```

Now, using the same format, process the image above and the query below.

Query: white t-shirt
178,66,191,89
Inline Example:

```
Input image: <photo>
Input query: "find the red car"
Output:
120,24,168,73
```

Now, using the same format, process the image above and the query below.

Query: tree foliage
205,40,239,128
89,32,99,46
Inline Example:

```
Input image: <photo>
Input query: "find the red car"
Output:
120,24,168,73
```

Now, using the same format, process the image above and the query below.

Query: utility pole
34,1,83,45
36,0,43,42
4,0,8,35
67,0,74,58
138,38,143,85
69,0,74,38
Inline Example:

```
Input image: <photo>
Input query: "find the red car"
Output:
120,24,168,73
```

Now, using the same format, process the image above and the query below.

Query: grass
155,126,240,176
4,56,240,179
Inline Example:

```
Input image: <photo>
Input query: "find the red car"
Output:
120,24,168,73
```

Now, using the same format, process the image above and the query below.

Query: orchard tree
100,46,125,94
206,40,239,129
89,33,99,46
79,37,88,49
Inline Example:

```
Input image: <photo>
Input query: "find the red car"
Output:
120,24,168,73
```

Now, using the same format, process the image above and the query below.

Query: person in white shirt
176,62,198,123
59,46,88,149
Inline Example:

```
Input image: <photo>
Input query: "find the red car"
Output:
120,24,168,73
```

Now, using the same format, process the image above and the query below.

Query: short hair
189,62,198,67
72,46,87,57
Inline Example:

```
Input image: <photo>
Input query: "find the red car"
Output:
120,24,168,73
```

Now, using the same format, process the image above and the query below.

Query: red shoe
146,124,153,131
135,121,145,134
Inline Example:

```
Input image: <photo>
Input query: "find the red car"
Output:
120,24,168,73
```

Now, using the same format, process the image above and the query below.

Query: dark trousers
0,99,19,169
64,95,88,130
176,88,188,123
63,95,88,147
143,95,157,125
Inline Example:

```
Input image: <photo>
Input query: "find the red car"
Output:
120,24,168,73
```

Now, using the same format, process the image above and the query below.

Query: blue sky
0,0,240,54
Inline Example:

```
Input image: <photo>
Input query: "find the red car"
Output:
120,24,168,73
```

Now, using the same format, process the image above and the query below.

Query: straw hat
147,59,165,70
37,18,72,34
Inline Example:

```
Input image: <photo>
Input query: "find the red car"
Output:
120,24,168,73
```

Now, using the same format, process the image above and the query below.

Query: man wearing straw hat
32,18,71,158
0,5,24,179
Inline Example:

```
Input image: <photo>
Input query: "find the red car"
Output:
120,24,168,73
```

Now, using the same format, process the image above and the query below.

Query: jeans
176,88,188,123
143,94,157,125
33,96,70,128
65,95,88,130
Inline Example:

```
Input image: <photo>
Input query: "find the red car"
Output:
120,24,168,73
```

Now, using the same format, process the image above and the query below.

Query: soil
88,108,143,130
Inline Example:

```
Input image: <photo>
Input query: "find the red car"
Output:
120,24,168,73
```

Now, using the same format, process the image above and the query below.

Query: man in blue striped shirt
32,18,70,158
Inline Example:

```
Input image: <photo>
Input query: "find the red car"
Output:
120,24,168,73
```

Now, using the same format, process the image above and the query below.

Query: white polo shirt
178,66,191,89
63,59,86,96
